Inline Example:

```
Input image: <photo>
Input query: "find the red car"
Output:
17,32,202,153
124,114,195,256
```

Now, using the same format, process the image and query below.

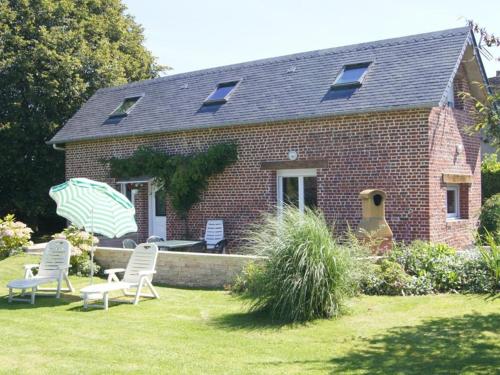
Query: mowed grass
0,254,498,375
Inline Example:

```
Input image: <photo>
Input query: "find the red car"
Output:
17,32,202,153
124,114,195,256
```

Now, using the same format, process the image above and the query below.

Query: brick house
49,27,489,250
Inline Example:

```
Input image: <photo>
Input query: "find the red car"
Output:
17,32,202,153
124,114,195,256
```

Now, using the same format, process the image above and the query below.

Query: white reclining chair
80,243,159,310
203,220,227,253
7,239,74,304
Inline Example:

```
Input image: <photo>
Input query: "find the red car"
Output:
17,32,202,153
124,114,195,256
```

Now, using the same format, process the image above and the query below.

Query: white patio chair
80,243,159,310
7,239,74,304
203,220,227,253
147,235,164,243
122,238,137,249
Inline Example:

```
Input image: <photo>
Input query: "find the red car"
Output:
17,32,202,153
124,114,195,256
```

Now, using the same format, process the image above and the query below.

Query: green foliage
235,207,360,322
230,261,267,296
0,0,165,232
53,225,100,276
389,241,456,277
107,143,238,218
479,194,500,243
361,241,495,295
459,89,500,151
481,154,500,201
478,232,500,292
0,214,33,258
361,260,412,296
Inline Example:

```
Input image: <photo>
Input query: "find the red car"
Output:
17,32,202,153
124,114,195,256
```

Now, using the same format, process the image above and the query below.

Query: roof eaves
469,31,494,95
48,102,437,145
438,31,472,107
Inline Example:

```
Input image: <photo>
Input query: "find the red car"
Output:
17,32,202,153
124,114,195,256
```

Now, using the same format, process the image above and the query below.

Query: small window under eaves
332,63,371,88
204,81,239,104
109,96,142,118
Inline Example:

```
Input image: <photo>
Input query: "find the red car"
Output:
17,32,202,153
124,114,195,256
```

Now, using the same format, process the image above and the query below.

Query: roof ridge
97,26,470,94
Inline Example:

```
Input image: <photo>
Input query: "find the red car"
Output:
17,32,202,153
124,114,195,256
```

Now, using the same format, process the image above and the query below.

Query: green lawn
0,254,498,375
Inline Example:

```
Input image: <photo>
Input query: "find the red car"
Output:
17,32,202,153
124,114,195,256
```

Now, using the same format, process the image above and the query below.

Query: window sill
446,218,468,224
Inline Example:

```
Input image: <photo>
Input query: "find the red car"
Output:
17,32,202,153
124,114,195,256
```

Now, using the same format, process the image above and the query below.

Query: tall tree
464,21,500,151
0,0,165,232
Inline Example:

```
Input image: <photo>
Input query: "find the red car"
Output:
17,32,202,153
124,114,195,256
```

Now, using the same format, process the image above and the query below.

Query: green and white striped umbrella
49,178,137,238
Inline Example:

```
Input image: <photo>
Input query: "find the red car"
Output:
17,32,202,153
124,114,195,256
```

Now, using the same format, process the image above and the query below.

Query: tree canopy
0,0,165,232
466,21,500,151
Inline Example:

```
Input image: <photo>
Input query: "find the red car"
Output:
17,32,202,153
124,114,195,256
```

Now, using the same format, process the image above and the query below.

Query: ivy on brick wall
105,143,238,218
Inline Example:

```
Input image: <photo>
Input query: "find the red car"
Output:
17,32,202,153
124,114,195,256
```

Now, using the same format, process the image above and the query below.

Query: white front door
149,184,167,239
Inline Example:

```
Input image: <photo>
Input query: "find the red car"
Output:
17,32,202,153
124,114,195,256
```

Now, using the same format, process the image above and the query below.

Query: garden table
154,240,204,252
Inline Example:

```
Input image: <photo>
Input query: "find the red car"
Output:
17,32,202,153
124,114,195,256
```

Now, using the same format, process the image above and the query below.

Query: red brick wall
427,66,481,248
65,109,432,247
64,70,481,250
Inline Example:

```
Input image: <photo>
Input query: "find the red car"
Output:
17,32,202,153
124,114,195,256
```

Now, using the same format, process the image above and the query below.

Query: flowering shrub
360,241,495,295
53,226,100,276
0,214,33,258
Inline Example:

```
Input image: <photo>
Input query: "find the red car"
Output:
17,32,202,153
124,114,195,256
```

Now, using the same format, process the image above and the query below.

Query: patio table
154,240,204,252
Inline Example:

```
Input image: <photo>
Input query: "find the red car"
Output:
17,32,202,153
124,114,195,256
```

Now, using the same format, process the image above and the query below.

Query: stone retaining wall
94,247,265,288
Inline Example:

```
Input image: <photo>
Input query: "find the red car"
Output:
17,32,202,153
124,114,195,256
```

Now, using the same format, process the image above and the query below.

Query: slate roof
50,27,474,144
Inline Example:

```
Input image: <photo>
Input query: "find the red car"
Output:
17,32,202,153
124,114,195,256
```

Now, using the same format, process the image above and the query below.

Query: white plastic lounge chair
203,220,227,253
80,243,159,310
7,239,74,304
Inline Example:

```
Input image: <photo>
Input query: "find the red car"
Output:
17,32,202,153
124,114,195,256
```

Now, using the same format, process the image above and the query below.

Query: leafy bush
481,154,500,201
361,241,495,295
479,194,500,243
53,226,100,276
478,232,500,292
235,207,361,322
0,214,33,258
456,254,495,293
230,261,268,296
361,260,411,296
389,241,455,276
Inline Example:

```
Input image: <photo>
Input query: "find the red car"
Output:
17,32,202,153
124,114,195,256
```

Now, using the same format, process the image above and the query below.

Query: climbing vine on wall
105,143,238,218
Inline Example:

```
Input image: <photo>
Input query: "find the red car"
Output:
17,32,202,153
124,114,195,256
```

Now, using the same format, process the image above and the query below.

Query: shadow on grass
0,293,80,309
211,309,291,331
329,312,500,374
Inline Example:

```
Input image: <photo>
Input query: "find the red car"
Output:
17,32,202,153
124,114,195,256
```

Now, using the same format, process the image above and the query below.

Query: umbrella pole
90,207,94,285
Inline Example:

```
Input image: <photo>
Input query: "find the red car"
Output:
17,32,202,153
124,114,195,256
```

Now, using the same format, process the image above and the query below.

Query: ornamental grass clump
240,207,359,322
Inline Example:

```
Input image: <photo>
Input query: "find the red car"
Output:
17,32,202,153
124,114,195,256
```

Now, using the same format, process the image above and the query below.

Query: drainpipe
52,144,66,151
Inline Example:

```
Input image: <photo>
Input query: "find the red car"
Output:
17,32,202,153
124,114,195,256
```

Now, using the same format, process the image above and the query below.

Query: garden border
94,247,265,288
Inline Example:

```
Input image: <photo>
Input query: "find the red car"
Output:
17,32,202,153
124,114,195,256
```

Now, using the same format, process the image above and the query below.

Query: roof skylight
332,63,371,88
204,81,239,104
109,96,142,118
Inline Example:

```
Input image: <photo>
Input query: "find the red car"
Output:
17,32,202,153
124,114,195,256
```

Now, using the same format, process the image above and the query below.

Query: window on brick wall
446,185,459,219
277,169,317,212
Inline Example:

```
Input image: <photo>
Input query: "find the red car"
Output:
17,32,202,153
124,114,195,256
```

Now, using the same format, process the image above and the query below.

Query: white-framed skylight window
204,81,239,104
331,62,371,88
446,185,460,220
109,95,143,118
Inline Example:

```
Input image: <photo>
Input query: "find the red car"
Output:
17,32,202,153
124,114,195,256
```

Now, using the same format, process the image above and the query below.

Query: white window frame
277,169,317,213
446,185,460,220
119,183,137,206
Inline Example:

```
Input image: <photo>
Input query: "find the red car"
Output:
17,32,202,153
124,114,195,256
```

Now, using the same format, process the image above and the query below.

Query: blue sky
123,0,499,78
